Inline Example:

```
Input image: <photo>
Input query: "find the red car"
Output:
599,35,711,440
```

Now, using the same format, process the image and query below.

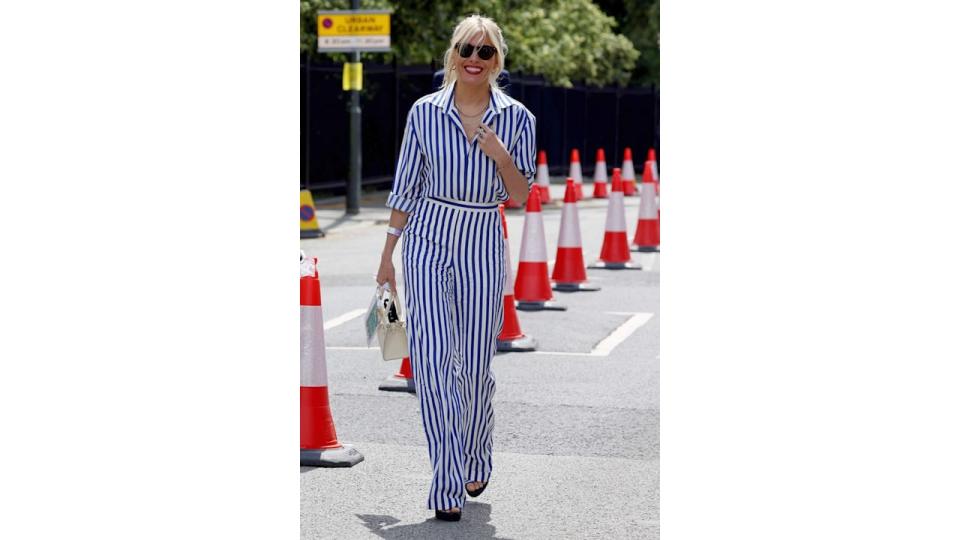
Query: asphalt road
300,182,660,539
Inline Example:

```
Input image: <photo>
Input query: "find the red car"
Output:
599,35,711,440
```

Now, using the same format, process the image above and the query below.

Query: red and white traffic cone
553,179,601,292
300,257,363,467
621,147,638,197
379,356,415,393
535,150,552,204
568,148,584,201
632,160,660,252
592,148,609,199
497,205,538,352
514,187,566,311
589,168,642,270
646,147,660,196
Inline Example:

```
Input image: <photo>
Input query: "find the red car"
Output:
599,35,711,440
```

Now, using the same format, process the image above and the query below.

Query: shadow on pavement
356,502,514,539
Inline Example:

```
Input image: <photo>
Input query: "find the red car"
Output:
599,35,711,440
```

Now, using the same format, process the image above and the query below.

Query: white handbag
375,285,409,361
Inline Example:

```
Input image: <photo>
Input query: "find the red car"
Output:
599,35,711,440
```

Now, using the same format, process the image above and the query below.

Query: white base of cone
588,261,644,270
301,444,364,467
553,281,602,292
516,300,567,311
378,375,416,393
496,334,538,352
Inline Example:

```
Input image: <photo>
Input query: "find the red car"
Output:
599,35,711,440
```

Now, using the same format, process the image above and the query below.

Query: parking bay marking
533,312,654,357
323,308,367,331
327,312,655,357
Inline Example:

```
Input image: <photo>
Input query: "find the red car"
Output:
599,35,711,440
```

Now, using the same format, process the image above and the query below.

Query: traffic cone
300,256,363,467
568,149,584,201
535,150,552,204
589,168,642,270
553,179,601,292
497,205,538,352
592,148,609,199
300,189,325,238
378,356,415,393
646,147,660,195
632,160,660,252
621,148,638,197
514,187,567,311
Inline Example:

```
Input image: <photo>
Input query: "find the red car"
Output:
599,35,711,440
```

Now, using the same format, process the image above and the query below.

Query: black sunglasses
455,42,498,60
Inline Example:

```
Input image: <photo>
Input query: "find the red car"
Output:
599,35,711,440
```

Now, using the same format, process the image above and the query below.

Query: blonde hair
441,15,508,90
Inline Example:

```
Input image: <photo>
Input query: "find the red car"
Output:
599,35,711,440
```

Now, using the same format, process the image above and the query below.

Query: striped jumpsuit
386,83,537,510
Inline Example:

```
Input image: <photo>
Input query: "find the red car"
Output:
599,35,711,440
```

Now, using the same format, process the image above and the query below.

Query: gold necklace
455,99,488,118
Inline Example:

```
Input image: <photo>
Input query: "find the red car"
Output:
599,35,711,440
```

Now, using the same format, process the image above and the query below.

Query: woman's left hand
476,122,510,168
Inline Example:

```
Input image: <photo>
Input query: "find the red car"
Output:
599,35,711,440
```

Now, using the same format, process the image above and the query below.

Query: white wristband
386,226,403,237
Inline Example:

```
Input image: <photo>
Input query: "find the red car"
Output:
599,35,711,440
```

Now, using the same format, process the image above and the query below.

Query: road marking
327,312,655,357
323,308,367,331
591,312,654,356
530,312,654,357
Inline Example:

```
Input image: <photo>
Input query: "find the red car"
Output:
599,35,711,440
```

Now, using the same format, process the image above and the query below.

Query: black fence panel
301,58,659,195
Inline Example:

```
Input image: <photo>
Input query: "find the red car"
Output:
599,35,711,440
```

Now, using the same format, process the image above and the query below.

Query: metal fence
301,57,659,194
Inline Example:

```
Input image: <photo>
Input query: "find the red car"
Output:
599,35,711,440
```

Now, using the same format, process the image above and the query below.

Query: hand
476,122,509,168
376,256,398,296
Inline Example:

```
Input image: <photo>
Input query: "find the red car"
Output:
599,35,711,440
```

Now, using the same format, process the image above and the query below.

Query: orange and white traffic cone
553,179,601,292
378,356,415,393
300,257,363,467
592,149,609,199
497,205,538,352
568,148,584,201
535,150,552,204
589,168,642,270
632,160,660,252
621,147,638,197
514,187,567,311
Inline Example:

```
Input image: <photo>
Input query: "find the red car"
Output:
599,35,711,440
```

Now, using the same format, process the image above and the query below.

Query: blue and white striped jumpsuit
386,82,537,510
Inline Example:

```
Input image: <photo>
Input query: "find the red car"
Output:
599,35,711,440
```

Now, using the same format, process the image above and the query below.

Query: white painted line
323,308,367,331
530,351,599,357
529,312,654,357
591,312,654,356
329,312,655,357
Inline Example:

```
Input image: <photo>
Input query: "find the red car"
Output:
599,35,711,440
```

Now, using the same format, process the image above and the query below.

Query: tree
300,0,646,87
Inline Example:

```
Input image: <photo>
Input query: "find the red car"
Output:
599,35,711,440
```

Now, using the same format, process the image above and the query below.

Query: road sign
316,10,391,52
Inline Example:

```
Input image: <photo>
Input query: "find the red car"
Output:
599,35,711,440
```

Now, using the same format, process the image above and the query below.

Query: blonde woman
375,14,537,522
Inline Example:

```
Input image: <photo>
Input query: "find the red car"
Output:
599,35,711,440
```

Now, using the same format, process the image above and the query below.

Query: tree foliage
300,0,655,87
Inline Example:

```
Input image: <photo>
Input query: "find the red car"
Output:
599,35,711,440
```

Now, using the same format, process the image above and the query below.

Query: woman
375,14,536,522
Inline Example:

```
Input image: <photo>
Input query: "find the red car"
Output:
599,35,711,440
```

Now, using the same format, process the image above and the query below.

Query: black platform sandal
466,480,488,498
435,509,462,522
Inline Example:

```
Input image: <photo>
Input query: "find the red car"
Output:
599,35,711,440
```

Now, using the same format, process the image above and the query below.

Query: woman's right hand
376,256,398,295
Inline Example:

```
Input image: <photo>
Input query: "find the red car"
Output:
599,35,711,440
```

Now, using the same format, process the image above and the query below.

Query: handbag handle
376,284,403,321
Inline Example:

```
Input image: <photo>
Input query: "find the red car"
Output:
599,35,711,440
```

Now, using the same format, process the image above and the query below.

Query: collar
431,82,512,118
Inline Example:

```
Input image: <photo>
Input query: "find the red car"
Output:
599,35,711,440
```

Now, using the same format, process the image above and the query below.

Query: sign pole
316,8,390,215
346,0,362,215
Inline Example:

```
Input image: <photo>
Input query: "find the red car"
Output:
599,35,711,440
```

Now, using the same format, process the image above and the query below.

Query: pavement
300,180,660,539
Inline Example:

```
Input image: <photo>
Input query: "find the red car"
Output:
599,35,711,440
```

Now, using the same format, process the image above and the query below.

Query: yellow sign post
314,8,392,215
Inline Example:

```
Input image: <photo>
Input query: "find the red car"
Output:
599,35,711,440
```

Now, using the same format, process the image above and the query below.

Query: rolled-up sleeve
511,110,537,190
386,109,426,213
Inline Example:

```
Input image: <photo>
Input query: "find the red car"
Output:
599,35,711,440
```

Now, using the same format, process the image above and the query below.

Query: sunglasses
455,42,498,60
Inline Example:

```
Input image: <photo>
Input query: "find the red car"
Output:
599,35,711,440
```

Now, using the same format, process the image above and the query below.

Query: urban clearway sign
316,10,392,52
